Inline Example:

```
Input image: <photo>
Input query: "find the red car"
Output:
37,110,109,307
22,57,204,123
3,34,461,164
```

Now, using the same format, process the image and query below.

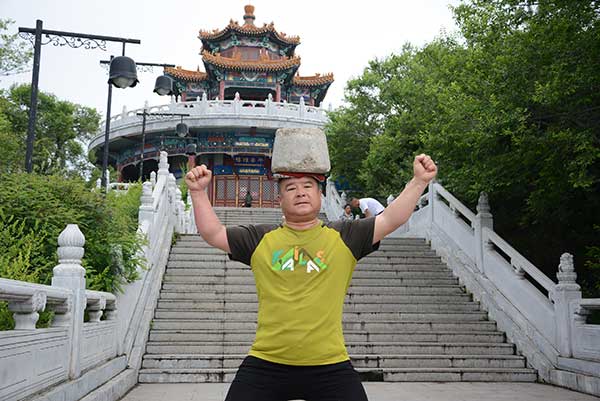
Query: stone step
148,330,504,343
161,275,459,286
164,268,454,279
144,341,515,355
137,366,536,383
141,353,526,370
152,310,488,321
158,292,472,303
166,261,450,271
155,301,480,313
150,320,498,332
160,283,467,295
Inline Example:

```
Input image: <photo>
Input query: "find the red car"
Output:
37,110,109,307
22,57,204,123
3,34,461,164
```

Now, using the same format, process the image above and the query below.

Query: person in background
340,204,354,221
349,197,385,218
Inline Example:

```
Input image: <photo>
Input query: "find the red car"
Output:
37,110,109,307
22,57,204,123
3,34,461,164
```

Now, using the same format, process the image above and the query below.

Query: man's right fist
185,164,212,192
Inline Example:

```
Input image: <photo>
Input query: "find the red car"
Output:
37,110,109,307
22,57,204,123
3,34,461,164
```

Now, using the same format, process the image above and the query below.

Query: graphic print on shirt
271,246,328,273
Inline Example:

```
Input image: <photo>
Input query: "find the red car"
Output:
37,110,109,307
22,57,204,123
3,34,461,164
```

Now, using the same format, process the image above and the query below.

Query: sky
1,0,460,117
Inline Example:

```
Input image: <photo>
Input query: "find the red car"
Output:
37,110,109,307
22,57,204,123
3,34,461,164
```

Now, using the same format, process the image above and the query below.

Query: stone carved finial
341,191,347,204
299,96,305,106
201,92,207,102
121,105,127,117
234,92,240,101
150,171,157,187
57,224,85,265
267,93,273,102
476,192,490,214
557,253,577,284
158,151,169,176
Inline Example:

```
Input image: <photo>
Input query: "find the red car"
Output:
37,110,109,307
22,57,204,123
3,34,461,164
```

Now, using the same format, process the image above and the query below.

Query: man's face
350,198,360,208
278,176,322,221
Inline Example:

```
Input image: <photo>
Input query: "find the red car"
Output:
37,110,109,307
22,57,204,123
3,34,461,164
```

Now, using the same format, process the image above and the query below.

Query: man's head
349,197,360,209
277,175,322,223
344,204,352,214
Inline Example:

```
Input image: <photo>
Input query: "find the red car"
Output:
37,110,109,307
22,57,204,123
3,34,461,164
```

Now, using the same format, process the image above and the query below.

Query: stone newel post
51,224,86,379
554,253,581,357
474,192,493,275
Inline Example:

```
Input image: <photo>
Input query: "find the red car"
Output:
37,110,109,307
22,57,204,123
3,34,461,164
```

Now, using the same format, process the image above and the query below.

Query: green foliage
0,19,32,76
327,0,600,294
0,84,101,176
0,173,144,330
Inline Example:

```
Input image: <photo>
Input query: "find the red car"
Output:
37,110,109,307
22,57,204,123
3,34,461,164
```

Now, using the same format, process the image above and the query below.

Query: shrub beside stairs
139,207,536,383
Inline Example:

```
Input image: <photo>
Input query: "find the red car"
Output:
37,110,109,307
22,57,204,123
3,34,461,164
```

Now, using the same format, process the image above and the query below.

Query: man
185,154,437,401
349,197,385,218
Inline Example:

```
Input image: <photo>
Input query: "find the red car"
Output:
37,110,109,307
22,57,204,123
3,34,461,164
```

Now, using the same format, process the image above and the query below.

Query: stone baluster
299,96,306,118
138,181,154,233
8,291,47,330
200,92,208,114
158,151,169,179
150,171,157,188
234,92,241,114
96,178,102,190
87,296,106,322
51,224,86,379
474,192,493,275
267,93,274,115
554,253,581,357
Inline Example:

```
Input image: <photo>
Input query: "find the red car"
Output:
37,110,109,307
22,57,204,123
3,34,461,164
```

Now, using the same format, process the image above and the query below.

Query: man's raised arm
185,164,230,253
373,154,437,244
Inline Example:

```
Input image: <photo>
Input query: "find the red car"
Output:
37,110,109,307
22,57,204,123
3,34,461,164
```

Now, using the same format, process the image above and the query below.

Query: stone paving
121,382,600,401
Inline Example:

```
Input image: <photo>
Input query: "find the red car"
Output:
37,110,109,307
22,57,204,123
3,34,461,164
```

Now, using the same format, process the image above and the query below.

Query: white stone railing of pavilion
396,181,599,396
0,151,185,401
89,93,330,152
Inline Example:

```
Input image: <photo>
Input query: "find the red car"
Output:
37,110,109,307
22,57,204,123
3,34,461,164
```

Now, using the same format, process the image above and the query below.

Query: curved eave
202,51,301,72
292,73,334,87
198,22,301,47
164,66,208,82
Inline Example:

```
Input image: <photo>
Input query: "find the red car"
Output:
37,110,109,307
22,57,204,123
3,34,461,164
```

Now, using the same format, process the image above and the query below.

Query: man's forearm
377,178,429,236
190,189,226,243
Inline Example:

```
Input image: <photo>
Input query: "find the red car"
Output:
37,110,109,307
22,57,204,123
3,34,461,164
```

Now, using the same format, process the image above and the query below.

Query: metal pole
24,20,43,173
101,55,114,191
139,111,147,180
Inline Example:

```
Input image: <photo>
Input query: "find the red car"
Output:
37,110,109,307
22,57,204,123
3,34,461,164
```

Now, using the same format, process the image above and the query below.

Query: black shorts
225,356,369,401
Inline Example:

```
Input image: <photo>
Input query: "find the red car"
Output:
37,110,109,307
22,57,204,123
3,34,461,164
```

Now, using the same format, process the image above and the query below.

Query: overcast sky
1,0,459,117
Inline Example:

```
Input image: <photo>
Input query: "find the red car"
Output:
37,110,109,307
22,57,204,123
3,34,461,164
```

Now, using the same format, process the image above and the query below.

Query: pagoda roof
292,73,334,87
199,6,300,46
164,66,208,82
202,51,301,72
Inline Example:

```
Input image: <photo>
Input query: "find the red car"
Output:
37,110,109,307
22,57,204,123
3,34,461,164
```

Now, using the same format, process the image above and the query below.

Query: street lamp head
185,143,197,156
176,122,189,137
109,56,139,88
154,75,174,96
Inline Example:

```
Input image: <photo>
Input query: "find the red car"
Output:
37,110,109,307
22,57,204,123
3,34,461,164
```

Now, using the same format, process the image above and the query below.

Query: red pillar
275,83,281,102
219,81,225,100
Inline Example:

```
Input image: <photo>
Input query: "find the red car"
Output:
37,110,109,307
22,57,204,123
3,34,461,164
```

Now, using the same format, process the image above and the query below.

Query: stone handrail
0,225,120,401
89,94,328,151
321,178,346,221
400,181,600,396
0,151,185,401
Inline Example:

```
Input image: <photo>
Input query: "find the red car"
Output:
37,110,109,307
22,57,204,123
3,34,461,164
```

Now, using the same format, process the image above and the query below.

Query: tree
1,84,101,176
327,0,600,289
0,19,32,77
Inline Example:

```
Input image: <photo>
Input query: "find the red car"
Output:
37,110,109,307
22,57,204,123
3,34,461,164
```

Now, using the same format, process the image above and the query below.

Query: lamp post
99,60,176,188
135,111,189,180
18,20,140,173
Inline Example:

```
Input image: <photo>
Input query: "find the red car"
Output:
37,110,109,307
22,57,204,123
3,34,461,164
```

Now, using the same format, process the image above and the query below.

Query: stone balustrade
0,151,185,401
89,94,329,152
321,181,600,395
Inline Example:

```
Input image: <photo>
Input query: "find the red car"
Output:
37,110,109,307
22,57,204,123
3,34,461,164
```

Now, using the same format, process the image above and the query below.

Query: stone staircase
139,207,537,383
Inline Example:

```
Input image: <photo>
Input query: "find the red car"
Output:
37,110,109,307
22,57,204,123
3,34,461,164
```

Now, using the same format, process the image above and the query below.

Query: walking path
121,382,600,401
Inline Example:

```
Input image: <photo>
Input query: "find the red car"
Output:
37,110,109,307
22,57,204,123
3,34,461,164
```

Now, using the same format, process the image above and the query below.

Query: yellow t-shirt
226,218,379,366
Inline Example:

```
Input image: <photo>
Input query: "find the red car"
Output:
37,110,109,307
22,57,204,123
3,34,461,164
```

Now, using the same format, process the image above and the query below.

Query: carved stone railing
89,94,329,152
398,181,600,396
0,151,186,401
0,225,119,401
321,178,346,221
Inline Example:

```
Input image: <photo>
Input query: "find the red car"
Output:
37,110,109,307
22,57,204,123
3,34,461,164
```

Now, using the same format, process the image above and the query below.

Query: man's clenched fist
413,154,437,185
185,164,212,192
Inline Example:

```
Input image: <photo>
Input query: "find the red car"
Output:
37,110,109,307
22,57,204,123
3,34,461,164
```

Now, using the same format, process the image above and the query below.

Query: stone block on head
271,128,330,182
